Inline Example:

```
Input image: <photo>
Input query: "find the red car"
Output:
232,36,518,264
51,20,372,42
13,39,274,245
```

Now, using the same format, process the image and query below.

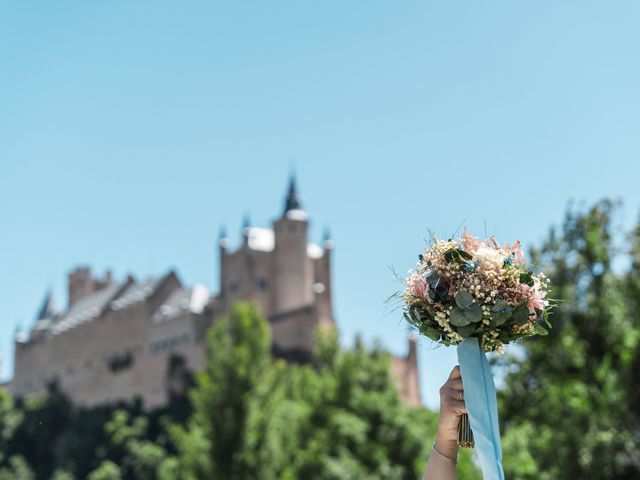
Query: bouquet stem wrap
457,337,505,480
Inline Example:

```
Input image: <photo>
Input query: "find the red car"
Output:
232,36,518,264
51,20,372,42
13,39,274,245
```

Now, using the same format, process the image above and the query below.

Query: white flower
473,246,504,268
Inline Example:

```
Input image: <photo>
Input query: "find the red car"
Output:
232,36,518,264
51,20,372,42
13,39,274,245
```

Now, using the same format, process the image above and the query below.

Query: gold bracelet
432,442,458,464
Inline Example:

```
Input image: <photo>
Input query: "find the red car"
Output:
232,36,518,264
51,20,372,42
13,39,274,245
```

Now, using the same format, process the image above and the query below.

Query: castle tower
270,175,313,315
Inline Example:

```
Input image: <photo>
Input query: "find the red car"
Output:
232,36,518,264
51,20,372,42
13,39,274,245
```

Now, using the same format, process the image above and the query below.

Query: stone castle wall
10,181,420,408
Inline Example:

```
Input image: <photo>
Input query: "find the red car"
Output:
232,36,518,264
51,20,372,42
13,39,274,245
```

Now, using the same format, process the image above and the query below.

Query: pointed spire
242,213,251,245
323,227,334,249
283,173,303,214
35,289,56,322
218,225,228,249
14,322,28,343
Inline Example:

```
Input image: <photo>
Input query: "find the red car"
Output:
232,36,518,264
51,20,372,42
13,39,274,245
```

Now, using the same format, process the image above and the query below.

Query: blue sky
1,1,639,408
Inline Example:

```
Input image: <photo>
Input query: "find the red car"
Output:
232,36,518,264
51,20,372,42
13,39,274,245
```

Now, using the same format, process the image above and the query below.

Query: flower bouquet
401,231,553,479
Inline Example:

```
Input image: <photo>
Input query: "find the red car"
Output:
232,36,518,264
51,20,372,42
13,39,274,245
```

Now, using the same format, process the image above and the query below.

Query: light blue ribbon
457,337,505,480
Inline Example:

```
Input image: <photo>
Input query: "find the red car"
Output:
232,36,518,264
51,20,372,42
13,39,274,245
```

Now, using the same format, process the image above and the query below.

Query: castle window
151,335,190,355
257,278,268,291
107,351,133,373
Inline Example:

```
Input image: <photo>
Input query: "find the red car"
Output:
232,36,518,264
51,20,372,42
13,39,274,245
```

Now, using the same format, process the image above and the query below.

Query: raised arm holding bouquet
402,231,553,480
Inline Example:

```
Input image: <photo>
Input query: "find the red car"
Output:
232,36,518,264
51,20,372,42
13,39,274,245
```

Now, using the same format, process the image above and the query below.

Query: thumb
448,365,461,380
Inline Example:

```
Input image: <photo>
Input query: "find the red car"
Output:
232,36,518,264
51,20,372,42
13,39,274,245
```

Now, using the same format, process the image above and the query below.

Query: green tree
7,382,72,480
88,460,122,480
0,455,34,480
276,332,480,480
93,409,168,480
51,469,76,480
173,302,480,480
0,388,22,466
171,302,272,479
3,301,481,479
499,200,640,479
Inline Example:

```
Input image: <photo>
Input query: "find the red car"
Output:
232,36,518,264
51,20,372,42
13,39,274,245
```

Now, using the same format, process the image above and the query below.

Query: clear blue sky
1,1,639,409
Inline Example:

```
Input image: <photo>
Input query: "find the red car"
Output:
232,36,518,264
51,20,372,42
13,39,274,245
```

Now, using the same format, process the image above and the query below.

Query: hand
435,365,467,458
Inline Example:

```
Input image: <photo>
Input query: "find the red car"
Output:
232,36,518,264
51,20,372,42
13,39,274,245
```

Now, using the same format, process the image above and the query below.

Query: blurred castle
9,178,420,409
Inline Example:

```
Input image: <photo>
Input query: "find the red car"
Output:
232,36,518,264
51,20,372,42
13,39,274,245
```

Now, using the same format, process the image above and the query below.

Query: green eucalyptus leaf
456,323,478,338
498,329,518,343
491,299,511,313
421,326,441,341
519,271,535,287
465,303,483,323
444,248,473,264
513,304,530,325
533,323,549,335
449,307,472,327
455,290,474,309
491,311,511,327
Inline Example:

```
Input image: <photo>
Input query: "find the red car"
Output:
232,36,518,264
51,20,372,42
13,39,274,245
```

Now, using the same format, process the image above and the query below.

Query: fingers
449,399,467,414
441,366,466,414
442,387,464,401
447,379,463,391
447,365,461,381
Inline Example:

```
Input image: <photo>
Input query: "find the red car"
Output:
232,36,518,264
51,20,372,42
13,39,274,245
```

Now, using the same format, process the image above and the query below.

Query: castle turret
241,214,251,247
270,175,313,314
68,267,113,307
68,267,95,306
315,228,334,324
218,226,228,298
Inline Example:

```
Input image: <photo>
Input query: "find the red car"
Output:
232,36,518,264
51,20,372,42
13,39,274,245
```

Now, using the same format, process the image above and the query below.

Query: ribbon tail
457,338,505,480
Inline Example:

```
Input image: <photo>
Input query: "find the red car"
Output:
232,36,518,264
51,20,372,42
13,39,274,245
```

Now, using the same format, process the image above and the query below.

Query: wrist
435,431,459,459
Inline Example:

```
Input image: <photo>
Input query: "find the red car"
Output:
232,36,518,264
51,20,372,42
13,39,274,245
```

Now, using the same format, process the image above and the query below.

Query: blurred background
1,1,639,479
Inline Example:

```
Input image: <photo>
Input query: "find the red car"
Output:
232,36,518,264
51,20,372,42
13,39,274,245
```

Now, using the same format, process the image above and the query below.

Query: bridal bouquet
400,231,553,480
402,231,552,353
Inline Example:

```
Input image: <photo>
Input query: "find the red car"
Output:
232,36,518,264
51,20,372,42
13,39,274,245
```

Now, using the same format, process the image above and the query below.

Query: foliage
498,199,640,479
7,381,73,479
0,455,34,480
4,198,640,479
165,303,476,479
88,460,122,480
0,292,481,480
0,388,22,465
190,302,272,479
91,410,168,480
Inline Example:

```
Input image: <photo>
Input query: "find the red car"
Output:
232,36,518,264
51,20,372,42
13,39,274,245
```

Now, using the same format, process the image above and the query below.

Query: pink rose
520,283,547,312
411,275,430,300
504,240,527,265
463,229,483,254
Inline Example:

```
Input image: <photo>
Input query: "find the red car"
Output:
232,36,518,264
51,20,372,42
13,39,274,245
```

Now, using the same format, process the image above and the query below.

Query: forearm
422,435,458,480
